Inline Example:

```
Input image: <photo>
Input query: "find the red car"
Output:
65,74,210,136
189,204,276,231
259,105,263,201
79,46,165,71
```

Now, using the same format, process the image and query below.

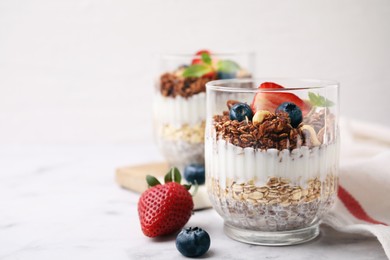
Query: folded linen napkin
323,119,390,259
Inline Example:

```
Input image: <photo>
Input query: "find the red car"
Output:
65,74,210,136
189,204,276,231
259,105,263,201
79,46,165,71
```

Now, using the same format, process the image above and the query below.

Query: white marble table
0,145,387,260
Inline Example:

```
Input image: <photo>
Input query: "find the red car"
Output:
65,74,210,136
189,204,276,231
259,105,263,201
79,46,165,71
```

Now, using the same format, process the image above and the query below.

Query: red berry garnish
251,82,311,115
137,168,194,237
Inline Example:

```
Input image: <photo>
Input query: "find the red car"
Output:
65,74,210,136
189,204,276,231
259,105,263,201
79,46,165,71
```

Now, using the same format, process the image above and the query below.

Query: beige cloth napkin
323,119,390,259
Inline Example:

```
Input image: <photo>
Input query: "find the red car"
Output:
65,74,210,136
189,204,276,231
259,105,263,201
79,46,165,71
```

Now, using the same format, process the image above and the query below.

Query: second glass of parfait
153,50,254,170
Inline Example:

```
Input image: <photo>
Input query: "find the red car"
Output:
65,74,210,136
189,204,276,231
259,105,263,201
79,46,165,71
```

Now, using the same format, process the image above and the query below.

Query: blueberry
230,103,253,122
217,71,236,79
179,64,189,69
184,164,205,185
275,102,302,128
176,227,211,257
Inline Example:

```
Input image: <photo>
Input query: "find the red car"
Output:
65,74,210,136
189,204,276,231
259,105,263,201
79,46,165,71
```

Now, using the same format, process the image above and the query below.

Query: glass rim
206,78,339,92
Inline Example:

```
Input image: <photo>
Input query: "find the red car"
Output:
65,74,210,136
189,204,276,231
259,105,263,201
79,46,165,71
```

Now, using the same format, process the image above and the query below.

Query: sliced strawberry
190,49,216,78
259,82,285,89
251,82,311,115
191,49,211,64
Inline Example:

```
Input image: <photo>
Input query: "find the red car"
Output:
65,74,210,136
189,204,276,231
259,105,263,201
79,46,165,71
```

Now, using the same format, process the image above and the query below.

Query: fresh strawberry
189,50,216,78
258,82,285,89
251,82,311,115
138,168,194,237
191,49,211,65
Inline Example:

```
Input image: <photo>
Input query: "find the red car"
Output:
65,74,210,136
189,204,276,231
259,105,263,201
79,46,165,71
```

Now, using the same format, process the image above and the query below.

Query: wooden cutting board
115,162,212,210
115,162,169,193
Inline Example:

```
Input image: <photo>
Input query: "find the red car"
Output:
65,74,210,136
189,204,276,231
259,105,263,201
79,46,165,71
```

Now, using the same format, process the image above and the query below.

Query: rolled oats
208,174,338,231
211,176,333,206
160,121,205,144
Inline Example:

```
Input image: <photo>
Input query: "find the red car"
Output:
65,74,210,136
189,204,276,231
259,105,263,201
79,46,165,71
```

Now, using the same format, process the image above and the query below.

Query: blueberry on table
230,103,253,122
184,164,205,185
275,102,303,128
176,227,211,258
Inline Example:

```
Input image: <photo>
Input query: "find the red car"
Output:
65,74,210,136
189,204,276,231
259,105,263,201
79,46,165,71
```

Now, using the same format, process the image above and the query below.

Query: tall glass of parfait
205,79,339,245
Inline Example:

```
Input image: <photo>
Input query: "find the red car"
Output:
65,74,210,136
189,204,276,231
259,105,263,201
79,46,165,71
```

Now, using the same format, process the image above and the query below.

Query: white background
1,0,389,145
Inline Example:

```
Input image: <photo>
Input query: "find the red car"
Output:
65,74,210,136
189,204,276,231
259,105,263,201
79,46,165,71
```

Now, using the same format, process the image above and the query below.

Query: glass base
223,222,320,246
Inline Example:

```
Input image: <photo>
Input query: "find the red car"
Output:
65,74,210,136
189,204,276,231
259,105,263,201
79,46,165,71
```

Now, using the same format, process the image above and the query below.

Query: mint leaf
216,60,240,73
182,64,213,78
201,52,212,65
308,92,335,107
308,92,321,104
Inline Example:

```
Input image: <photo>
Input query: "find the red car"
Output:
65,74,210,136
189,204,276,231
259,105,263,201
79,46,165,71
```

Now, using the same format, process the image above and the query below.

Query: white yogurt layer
205,139,339,188
153,92,206,127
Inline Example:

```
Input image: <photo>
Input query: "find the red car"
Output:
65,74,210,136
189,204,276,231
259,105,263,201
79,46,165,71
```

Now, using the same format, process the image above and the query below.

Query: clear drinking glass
205,78,339,245
153,51,254,170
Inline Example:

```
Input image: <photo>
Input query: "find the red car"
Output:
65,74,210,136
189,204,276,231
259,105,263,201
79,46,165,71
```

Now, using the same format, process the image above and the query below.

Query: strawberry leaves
165,167,181,183
146,167,191,190
146,175,161,187
308,92,334,107
164,167,192,190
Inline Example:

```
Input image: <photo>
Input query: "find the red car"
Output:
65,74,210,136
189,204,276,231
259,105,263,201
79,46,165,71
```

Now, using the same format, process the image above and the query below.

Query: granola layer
213,108,336,151
160,72,216,98
213,111,305,150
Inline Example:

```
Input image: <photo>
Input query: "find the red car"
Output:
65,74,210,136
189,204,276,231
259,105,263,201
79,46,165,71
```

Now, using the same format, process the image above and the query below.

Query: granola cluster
160,72,216,98
214,99,337,150
303,108,327,132
303,108,336,144
213,111,308,150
